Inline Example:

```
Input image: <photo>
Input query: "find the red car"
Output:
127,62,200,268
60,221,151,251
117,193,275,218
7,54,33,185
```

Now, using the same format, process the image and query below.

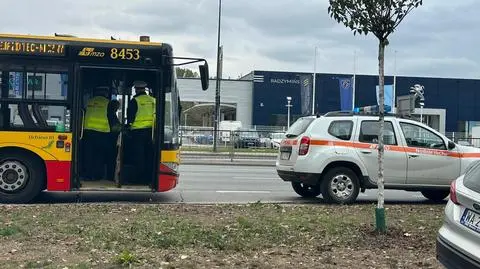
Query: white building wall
177,78,253,127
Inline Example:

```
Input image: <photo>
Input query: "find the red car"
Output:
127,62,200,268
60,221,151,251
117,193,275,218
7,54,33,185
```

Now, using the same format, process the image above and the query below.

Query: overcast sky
1,0,478,79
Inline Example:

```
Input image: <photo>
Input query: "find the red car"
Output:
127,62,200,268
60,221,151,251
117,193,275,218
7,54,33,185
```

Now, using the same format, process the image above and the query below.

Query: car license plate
280,152,290,160
460,209,480,234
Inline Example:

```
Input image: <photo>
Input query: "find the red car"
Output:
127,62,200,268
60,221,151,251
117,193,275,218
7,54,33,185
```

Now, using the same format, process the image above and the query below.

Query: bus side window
32,104,49,128
17,104,37,129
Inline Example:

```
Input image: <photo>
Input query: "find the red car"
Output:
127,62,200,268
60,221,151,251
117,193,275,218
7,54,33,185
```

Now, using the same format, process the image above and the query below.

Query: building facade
178,70,480,134
177,78,253,127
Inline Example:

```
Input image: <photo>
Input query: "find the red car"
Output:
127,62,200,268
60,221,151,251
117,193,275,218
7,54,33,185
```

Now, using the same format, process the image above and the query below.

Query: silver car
437,160,480,268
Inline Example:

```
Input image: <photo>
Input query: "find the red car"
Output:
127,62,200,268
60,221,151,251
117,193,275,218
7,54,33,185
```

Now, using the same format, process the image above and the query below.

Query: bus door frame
71,64,163,190
151,69,164,192
71,63,83,189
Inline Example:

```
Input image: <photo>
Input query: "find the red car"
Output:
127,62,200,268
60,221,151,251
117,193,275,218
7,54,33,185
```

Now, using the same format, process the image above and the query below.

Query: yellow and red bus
0,33,209,203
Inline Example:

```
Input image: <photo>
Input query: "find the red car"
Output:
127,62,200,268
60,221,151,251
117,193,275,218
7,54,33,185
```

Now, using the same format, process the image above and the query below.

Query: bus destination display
0,40,65,56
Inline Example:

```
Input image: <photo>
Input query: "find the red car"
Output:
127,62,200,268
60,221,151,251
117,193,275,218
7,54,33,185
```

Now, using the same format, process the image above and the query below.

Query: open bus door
74,66,159,190
152,56,209,192
152,69,177,192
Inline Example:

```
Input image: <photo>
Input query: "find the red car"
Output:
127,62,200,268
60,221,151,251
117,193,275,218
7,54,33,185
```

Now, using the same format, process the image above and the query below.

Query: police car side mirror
448,141,456,150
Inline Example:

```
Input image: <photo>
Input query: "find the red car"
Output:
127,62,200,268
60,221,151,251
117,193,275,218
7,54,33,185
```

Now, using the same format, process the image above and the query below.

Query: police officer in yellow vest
126,81,156,183
82,86,120,181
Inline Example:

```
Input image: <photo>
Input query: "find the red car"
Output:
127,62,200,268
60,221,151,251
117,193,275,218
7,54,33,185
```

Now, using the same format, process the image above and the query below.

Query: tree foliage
328,0,422,44
176,67,199,78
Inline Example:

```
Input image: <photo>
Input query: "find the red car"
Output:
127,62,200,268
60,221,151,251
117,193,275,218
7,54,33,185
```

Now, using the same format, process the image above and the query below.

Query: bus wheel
0,151,45,204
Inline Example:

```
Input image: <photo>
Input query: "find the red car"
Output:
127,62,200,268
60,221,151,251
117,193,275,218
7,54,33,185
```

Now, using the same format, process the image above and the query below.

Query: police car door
355,119,408,185
398,121,460,186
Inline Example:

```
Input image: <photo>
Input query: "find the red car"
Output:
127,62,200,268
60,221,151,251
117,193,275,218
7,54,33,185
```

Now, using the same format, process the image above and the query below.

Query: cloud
0,0,479,80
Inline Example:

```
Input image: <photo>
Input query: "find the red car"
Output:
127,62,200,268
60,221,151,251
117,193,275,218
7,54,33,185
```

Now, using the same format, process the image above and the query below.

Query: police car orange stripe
282,138,480,159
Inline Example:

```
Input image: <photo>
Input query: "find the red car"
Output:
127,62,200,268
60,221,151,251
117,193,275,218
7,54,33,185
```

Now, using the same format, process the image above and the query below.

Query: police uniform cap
133,80,147,88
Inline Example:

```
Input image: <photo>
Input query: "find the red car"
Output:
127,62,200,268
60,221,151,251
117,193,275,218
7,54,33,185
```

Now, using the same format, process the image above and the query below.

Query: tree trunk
376,40,386,232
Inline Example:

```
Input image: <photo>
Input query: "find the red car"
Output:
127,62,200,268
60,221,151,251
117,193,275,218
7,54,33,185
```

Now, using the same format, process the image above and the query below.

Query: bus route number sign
0,40,65,56
77,47,142,61
110,48,140,61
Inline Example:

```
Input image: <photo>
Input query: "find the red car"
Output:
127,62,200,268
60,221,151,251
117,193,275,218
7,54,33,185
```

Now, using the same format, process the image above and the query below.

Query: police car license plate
280,152,290,160
460,209,480,234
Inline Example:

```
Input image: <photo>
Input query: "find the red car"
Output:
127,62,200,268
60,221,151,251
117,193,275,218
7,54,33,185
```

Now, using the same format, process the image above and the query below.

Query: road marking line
232,177,279,180
215,190,271,194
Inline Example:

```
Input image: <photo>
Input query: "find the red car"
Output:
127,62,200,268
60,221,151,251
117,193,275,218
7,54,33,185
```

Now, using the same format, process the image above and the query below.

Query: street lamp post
213,0,222,152
312,47,317,115
286,96,292,128
393,50,397,113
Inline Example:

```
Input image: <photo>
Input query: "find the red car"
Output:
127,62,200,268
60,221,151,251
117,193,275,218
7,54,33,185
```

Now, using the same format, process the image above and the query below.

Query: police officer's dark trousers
106,131,120,181
83,129,109,180
130,128,153,184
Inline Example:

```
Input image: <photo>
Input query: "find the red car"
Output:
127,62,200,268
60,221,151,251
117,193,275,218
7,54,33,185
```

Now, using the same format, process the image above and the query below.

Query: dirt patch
0,203,445,268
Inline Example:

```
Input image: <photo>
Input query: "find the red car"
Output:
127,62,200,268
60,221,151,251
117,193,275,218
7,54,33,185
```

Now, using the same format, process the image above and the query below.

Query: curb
181,159,276,167
181,152,278,157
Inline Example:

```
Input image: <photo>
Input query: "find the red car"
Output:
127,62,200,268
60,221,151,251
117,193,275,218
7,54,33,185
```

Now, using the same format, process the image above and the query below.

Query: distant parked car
259,136,271,148
233,130,261,148
269,132,285,149
194,134,213,144
436,160,480,268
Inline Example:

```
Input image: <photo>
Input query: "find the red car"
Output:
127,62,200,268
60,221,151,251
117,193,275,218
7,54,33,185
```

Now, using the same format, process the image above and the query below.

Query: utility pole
353,50,356,110
312,47,317,115
393,50,397,113
213,0,222,152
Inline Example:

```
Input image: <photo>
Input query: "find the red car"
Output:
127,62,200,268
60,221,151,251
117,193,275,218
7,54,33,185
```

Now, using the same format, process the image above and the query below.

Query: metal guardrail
444,132,480,148
179,128,480,164
180,128,283,162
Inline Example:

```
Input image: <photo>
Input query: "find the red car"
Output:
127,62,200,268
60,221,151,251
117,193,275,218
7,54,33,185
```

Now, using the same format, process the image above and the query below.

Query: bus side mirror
199,63,209,91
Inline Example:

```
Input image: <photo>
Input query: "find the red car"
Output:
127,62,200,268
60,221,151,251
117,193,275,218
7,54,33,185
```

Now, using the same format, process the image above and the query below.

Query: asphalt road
175,164,438,204
36,164,445,205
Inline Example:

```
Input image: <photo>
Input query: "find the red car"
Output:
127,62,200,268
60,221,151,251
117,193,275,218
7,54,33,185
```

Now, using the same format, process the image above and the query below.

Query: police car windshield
285,117,314,138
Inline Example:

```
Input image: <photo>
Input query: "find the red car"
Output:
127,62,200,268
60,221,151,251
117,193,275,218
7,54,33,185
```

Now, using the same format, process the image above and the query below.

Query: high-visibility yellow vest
131,94,156,129
84,96,110,133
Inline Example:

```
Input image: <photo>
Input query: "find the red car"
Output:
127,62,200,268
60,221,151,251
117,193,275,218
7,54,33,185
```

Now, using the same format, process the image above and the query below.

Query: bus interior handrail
80,110,85,140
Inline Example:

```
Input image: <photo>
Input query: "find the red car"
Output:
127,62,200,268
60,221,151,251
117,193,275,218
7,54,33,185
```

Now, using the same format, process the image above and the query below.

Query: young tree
328,0,422,232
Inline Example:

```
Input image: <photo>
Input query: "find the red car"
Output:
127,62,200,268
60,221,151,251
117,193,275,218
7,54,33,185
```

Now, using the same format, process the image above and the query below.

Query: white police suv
276,111,480,204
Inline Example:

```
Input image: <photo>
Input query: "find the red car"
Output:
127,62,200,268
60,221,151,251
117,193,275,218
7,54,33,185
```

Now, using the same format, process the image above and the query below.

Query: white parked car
276,111,480,204
269,132,285,149
437,160,480,268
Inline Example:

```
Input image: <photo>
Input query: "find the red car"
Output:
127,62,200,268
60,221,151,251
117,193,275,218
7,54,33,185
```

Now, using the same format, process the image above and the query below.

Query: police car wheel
291,182,321,198
321,167,360,205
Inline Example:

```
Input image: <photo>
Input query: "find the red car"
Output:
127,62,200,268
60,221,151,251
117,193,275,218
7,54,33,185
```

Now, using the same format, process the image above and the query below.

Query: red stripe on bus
45,160,71,191
158,173,178,192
